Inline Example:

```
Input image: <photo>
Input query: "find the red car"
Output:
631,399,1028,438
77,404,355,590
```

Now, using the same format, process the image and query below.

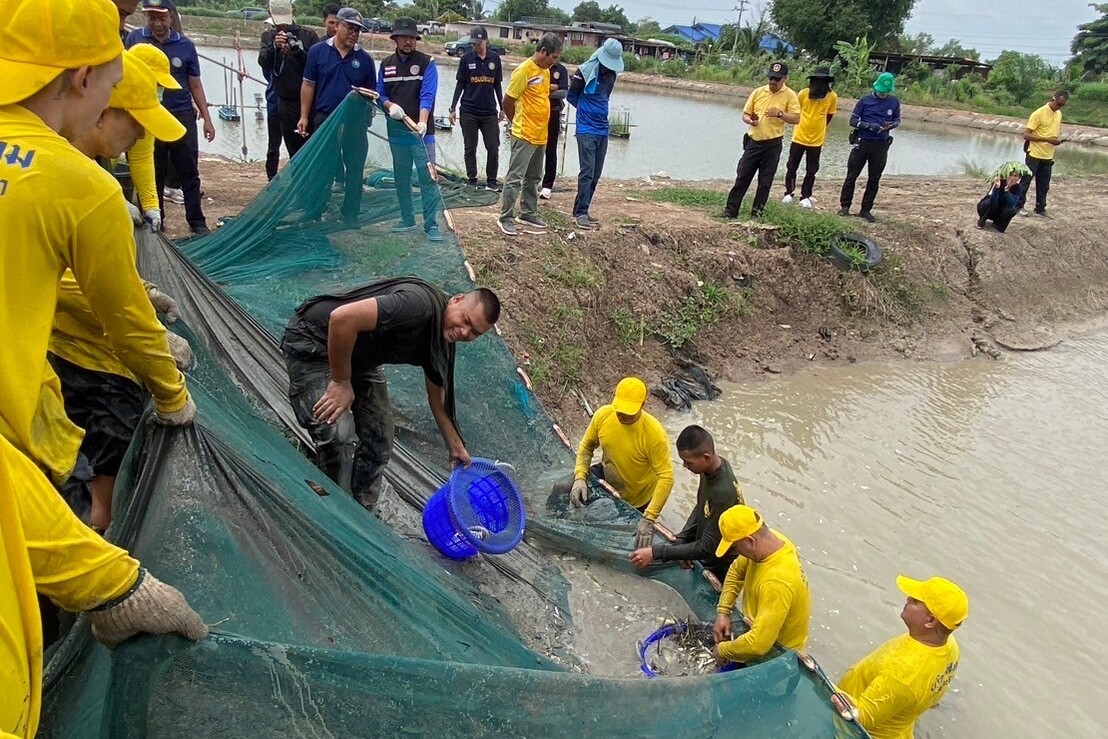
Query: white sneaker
540,187,552,200
799,198,813,209
782,194,793,204
163,187,185,204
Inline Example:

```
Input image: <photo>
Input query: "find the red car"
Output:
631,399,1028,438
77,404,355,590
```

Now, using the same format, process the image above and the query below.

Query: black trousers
784,142,822,199
976,196,1018,232
154,109,206,229
724,136,783,217
459,110,500,183
1017,155,1053,212
265,109,282,180
313,108,370,222
840,138,892,212
283,347,394,510
278,98,308,161
542,107,562,190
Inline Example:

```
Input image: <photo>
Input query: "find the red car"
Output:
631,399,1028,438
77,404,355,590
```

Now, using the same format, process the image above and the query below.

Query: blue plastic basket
422,458,526,559
637,622,738,678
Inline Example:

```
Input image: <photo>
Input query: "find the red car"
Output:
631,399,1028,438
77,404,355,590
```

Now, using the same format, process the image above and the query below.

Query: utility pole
732,0,749,57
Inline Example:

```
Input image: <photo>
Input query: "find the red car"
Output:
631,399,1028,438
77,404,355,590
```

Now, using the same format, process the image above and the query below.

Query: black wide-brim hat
808,66,835,81
391,16,421,39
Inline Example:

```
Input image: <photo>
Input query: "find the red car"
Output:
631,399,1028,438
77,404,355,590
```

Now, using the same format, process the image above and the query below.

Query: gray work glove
388,104,407,121
634,516,654,549
166,332,193,370
144,209,162,232
154,394,196,426
147,285,180,323
570,478,588,507
88,570,208,649
125,201,143,225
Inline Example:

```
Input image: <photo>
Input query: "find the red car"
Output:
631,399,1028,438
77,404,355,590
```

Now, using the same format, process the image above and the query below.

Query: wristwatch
777,110,783,118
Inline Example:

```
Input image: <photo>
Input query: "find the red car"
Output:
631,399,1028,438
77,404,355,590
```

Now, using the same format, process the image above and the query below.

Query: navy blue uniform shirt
850,93,901,142
303,38,376,116
124,28,200,115
451,50,503,117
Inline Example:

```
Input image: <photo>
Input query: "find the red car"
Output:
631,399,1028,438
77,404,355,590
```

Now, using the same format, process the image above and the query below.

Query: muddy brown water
197,46,1108,180
654,334,1108,737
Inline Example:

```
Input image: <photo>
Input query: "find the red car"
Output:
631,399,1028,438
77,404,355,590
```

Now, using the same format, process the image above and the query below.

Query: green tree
987,50,1051,104
572,1,603,22
935,39,979,60
636,17,661,36
834,36,874,87
1070,3,1108,76
771,0,916,58
892,31,935,55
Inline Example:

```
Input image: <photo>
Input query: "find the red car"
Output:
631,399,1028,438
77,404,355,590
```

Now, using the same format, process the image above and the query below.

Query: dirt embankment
172,162,1108,437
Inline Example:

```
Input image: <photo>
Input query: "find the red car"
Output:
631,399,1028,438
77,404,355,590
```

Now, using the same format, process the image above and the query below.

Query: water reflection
196,47,1108,180
661,338,1108,737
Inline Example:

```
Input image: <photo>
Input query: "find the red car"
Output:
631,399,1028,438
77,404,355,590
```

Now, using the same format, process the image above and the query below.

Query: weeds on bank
542,242,605,290
839,254,923,324
611,307,644,348
655,282,745,349
640,186,728,211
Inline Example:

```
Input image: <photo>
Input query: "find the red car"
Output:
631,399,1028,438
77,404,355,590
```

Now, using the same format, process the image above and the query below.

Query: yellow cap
127,43,182,91
715,504,764,558
897,575,969,630
109,53,186,143
0,0,123,106
612,376,648,416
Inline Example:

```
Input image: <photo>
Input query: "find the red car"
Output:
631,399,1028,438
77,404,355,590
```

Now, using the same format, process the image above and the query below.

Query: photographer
259,0,318,163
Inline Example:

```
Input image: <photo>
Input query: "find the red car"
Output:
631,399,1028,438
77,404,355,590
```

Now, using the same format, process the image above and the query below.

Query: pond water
196,47,1108,181
658,335,1108,738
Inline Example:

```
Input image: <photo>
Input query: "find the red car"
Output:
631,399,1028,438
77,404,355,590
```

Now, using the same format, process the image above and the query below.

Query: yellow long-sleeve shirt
838,633,960,739
0,435,139,739
127,131,159,213
716,530,810,662
0,104,187,481
573,404,674,521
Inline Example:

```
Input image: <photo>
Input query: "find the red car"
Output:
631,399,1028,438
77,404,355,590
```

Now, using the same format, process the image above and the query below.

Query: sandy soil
169,160,1108,438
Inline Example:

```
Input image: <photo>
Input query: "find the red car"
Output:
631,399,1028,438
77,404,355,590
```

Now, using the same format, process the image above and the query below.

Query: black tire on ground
827,233,883,272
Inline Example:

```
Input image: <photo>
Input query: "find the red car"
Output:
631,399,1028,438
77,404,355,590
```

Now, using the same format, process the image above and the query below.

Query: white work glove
634,516,654,549
166,332,193,370
416,121,427,137
388,104,407,121
126,201,143,226
146,285,180,323
144,209,162,231
88,570,208,649
154,394,196,426
570,478,588,507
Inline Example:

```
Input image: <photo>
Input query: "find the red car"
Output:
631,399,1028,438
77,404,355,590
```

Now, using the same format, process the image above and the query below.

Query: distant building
444,19,612,49
661,22,723,46
870,51,992,79
759,34,794,55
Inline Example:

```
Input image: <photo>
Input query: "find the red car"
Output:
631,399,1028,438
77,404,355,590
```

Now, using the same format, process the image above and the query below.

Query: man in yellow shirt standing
833,575,968,739
722,61,801,220
782,67,836,209
711,504,810,664
498,32,562,237
1018,90,1068,217
565,377,674,549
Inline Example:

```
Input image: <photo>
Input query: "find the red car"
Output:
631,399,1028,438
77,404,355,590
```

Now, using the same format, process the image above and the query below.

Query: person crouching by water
629,425,743,581
558,377,674,550
712,504,811,665
832,576,968,739
782,67,837,208
280,278,500,511
977,163,1028,233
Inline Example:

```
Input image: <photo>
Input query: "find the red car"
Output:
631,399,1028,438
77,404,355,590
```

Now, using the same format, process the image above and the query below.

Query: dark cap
808,66,834,81
767,61,789,78
390,16,421,39
142,0,177,13
336,7,368,31
469,25,488,40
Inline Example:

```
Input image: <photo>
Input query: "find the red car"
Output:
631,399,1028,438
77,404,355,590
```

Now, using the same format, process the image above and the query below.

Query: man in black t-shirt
258,1,318,164
280,278,501,510
629,425,744,581
449,26,505,190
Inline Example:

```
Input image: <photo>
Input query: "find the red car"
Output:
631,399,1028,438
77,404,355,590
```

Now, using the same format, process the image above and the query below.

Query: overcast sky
535,0,1099,64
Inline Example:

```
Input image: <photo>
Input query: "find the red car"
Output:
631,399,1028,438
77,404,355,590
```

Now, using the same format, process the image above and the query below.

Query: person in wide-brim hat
781,65,837,208
390,16,421,39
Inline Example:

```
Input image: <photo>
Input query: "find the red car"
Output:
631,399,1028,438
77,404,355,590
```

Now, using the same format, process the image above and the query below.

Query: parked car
366,17,392,33
418,21,445,35
446,40,508,57
226,7,269,20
